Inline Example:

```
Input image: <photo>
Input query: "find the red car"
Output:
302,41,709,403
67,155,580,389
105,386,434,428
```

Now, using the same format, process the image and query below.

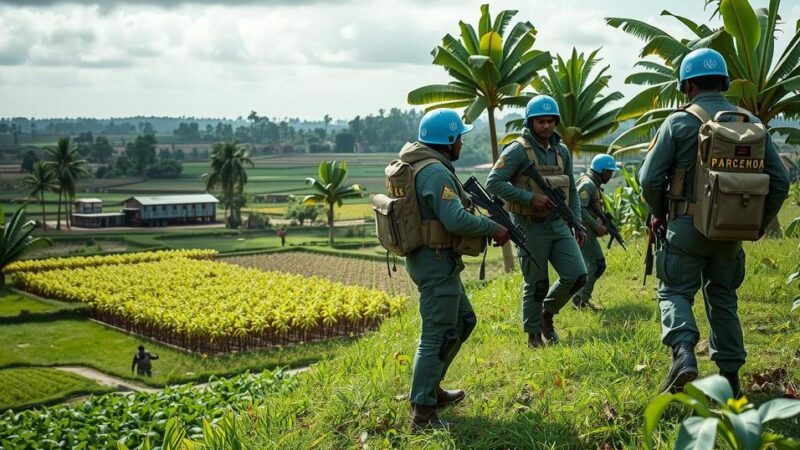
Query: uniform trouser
410,277,475,406
575,232,605,302
514,216,588,334
656,218,747,373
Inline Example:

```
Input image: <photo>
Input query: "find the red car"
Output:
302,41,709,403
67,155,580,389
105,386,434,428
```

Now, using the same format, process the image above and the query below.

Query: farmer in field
398,109,510,431
639,48,789,395
486,95,587,349
277,226,287,246
572,154,620,310
131,344,159,377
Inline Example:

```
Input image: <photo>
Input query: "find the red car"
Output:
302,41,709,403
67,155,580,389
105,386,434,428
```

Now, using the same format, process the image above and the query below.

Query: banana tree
606,0,800,155
503,48,623,155
408,3,552,272
0,208,52,285
303,160,363,246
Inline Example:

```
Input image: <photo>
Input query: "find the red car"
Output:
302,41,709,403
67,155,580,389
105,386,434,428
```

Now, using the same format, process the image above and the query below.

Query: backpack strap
514,136,564,171
682,103,712,124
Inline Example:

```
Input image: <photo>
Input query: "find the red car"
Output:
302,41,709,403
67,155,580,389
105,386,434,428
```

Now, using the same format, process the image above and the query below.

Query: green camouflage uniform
400,142,498,406
486,129,587,334
575,171,607,303
639,93,790,372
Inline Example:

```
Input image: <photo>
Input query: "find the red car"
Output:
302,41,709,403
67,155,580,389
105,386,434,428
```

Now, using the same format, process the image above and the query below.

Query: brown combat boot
411,403,449,432
541,310,559,344
435,386,465,408
527,332,545,349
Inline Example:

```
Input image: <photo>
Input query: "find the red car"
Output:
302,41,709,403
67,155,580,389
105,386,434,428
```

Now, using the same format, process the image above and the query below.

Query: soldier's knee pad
595,259,607,278
461,312,477,342
534,279,549,302
438,328,458,361
568,274,588,296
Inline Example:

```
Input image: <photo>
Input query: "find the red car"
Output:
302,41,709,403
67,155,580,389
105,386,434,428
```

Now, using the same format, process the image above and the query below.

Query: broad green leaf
723,409,762,450
469,55,492,69
720,0,761,74
464,97,489,123
643,393,674,449
459,21,479,55
407,84,476,105
675,416,719,450
499,132,521,146
759,399,800,423
480,31,504,69
726,79,758,106
689,375,733,405
478,4,491,37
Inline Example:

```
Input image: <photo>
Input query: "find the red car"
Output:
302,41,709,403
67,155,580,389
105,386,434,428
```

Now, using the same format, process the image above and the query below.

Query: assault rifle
587,202,626,251
520,162,587,235
462,176,538,277
643,213,666,286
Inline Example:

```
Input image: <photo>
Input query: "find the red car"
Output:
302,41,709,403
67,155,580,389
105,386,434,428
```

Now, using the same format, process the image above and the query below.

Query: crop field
12,254,405,354
0,368,112,411
4,248,216,274
224,251,415,296
0,369,295,449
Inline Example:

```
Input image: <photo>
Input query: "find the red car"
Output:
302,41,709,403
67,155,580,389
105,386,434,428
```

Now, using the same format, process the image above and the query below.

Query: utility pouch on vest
453,234,486,257
373,158,438,256
683,105,769,241
507,137,569,217
666,167,687,219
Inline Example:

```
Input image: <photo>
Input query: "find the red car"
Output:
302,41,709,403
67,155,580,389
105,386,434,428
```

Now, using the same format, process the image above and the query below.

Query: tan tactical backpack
373,158,485,257
680,104,770,241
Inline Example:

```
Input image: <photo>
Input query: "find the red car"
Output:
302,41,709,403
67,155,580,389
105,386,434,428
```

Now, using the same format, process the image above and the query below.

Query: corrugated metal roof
72,212,125,217
75,198,103,203
123,193,219,206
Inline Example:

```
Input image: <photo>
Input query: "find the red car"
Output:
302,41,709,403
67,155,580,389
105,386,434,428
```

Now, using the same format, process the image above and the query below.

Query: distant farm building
71,199,124,228
254,194,291,203
71,194,218,228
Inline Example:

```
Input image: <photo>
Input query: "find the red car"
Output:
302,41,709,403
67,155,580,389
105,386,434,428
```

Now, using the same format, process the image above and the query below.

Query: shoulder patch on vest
493,156,506,170
441,185,458,201
579,190,589,201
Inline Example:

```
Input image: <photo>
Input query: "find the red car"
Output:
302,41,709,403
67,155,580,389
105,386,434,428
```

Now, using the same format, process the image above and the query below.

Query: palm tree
22,161,58,229
502,48,623,154
202,141,253,228
0,208,52,285
408,3,552,272
45,138,88,230
606,0,800,153
606,0,800,232
303,160,363,245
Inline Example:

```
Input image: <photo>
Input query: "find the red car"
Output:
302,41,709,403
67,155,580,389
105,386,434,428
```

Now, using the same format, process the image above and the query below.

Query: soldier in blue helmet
399,109,511,431
486,95,588,349
572,154,620,310
639,48,789,395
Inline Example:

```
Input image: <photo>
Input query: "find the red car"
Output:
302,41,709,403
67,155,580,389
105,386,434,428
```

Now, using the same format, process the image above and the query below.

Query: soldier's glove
649,215,666,235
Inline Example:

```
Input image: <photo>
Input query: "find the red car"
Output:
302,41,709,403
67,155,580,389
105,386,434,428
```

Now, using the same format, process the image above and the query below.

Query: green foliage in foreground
645,375,800,450
0,370,295,450
236,233,800,449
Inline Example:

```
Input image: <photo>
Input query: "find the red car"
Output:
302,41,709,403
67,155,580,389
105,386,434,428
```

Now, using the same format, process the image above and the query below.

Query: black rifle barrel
520,162,586,234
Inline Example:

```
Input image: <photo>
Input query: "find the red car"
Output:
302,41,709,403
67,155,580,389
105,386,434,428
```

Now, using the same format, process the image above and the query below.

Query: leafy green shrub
604,165,648,238
117,413,243,450
789,183,800,206
0,369,296,449
644,375,800,450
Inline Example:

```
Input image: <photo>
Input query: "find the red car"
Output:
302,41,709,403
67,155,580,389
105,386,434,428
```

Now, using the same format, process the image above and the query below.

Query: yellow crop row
13,258,405,353
4,249,218,274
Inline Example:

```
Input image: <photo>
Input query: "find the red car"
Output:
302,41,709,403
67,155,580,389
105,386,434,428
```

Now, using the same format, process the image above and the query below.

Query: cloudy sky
0,0,795,121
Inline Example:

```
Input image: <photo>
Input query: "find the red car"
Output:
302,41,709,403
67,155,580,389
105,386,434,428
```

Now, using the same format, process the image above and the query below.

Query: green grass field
0,288,75,317
235,225,800,448
0,368,113,411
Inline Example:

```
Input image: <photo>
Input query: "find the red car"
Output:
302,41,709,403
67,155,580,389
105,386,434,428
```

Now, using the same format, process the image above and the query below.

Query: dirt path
54,365,311,398
55,366,159,393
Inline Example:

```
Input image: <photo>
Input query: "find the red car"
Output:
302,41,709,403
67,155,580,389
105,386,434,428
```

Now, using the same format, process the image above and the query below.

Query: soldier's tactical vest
373,157,485,257
667,104,770,241
506,136,570,217
577,174,604,220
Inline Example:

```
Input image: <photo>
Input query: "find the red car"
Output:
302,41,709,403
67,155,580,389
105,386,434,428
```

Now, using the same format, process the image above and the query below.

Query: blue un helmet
525,95,560,124
590,154,620,173
678,48,730,93
418,109,473,145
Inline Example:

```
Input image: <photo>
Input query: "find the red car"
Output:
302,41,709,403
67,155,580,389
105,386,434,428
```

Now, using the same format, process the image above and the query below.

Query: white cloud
0,0,795,120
